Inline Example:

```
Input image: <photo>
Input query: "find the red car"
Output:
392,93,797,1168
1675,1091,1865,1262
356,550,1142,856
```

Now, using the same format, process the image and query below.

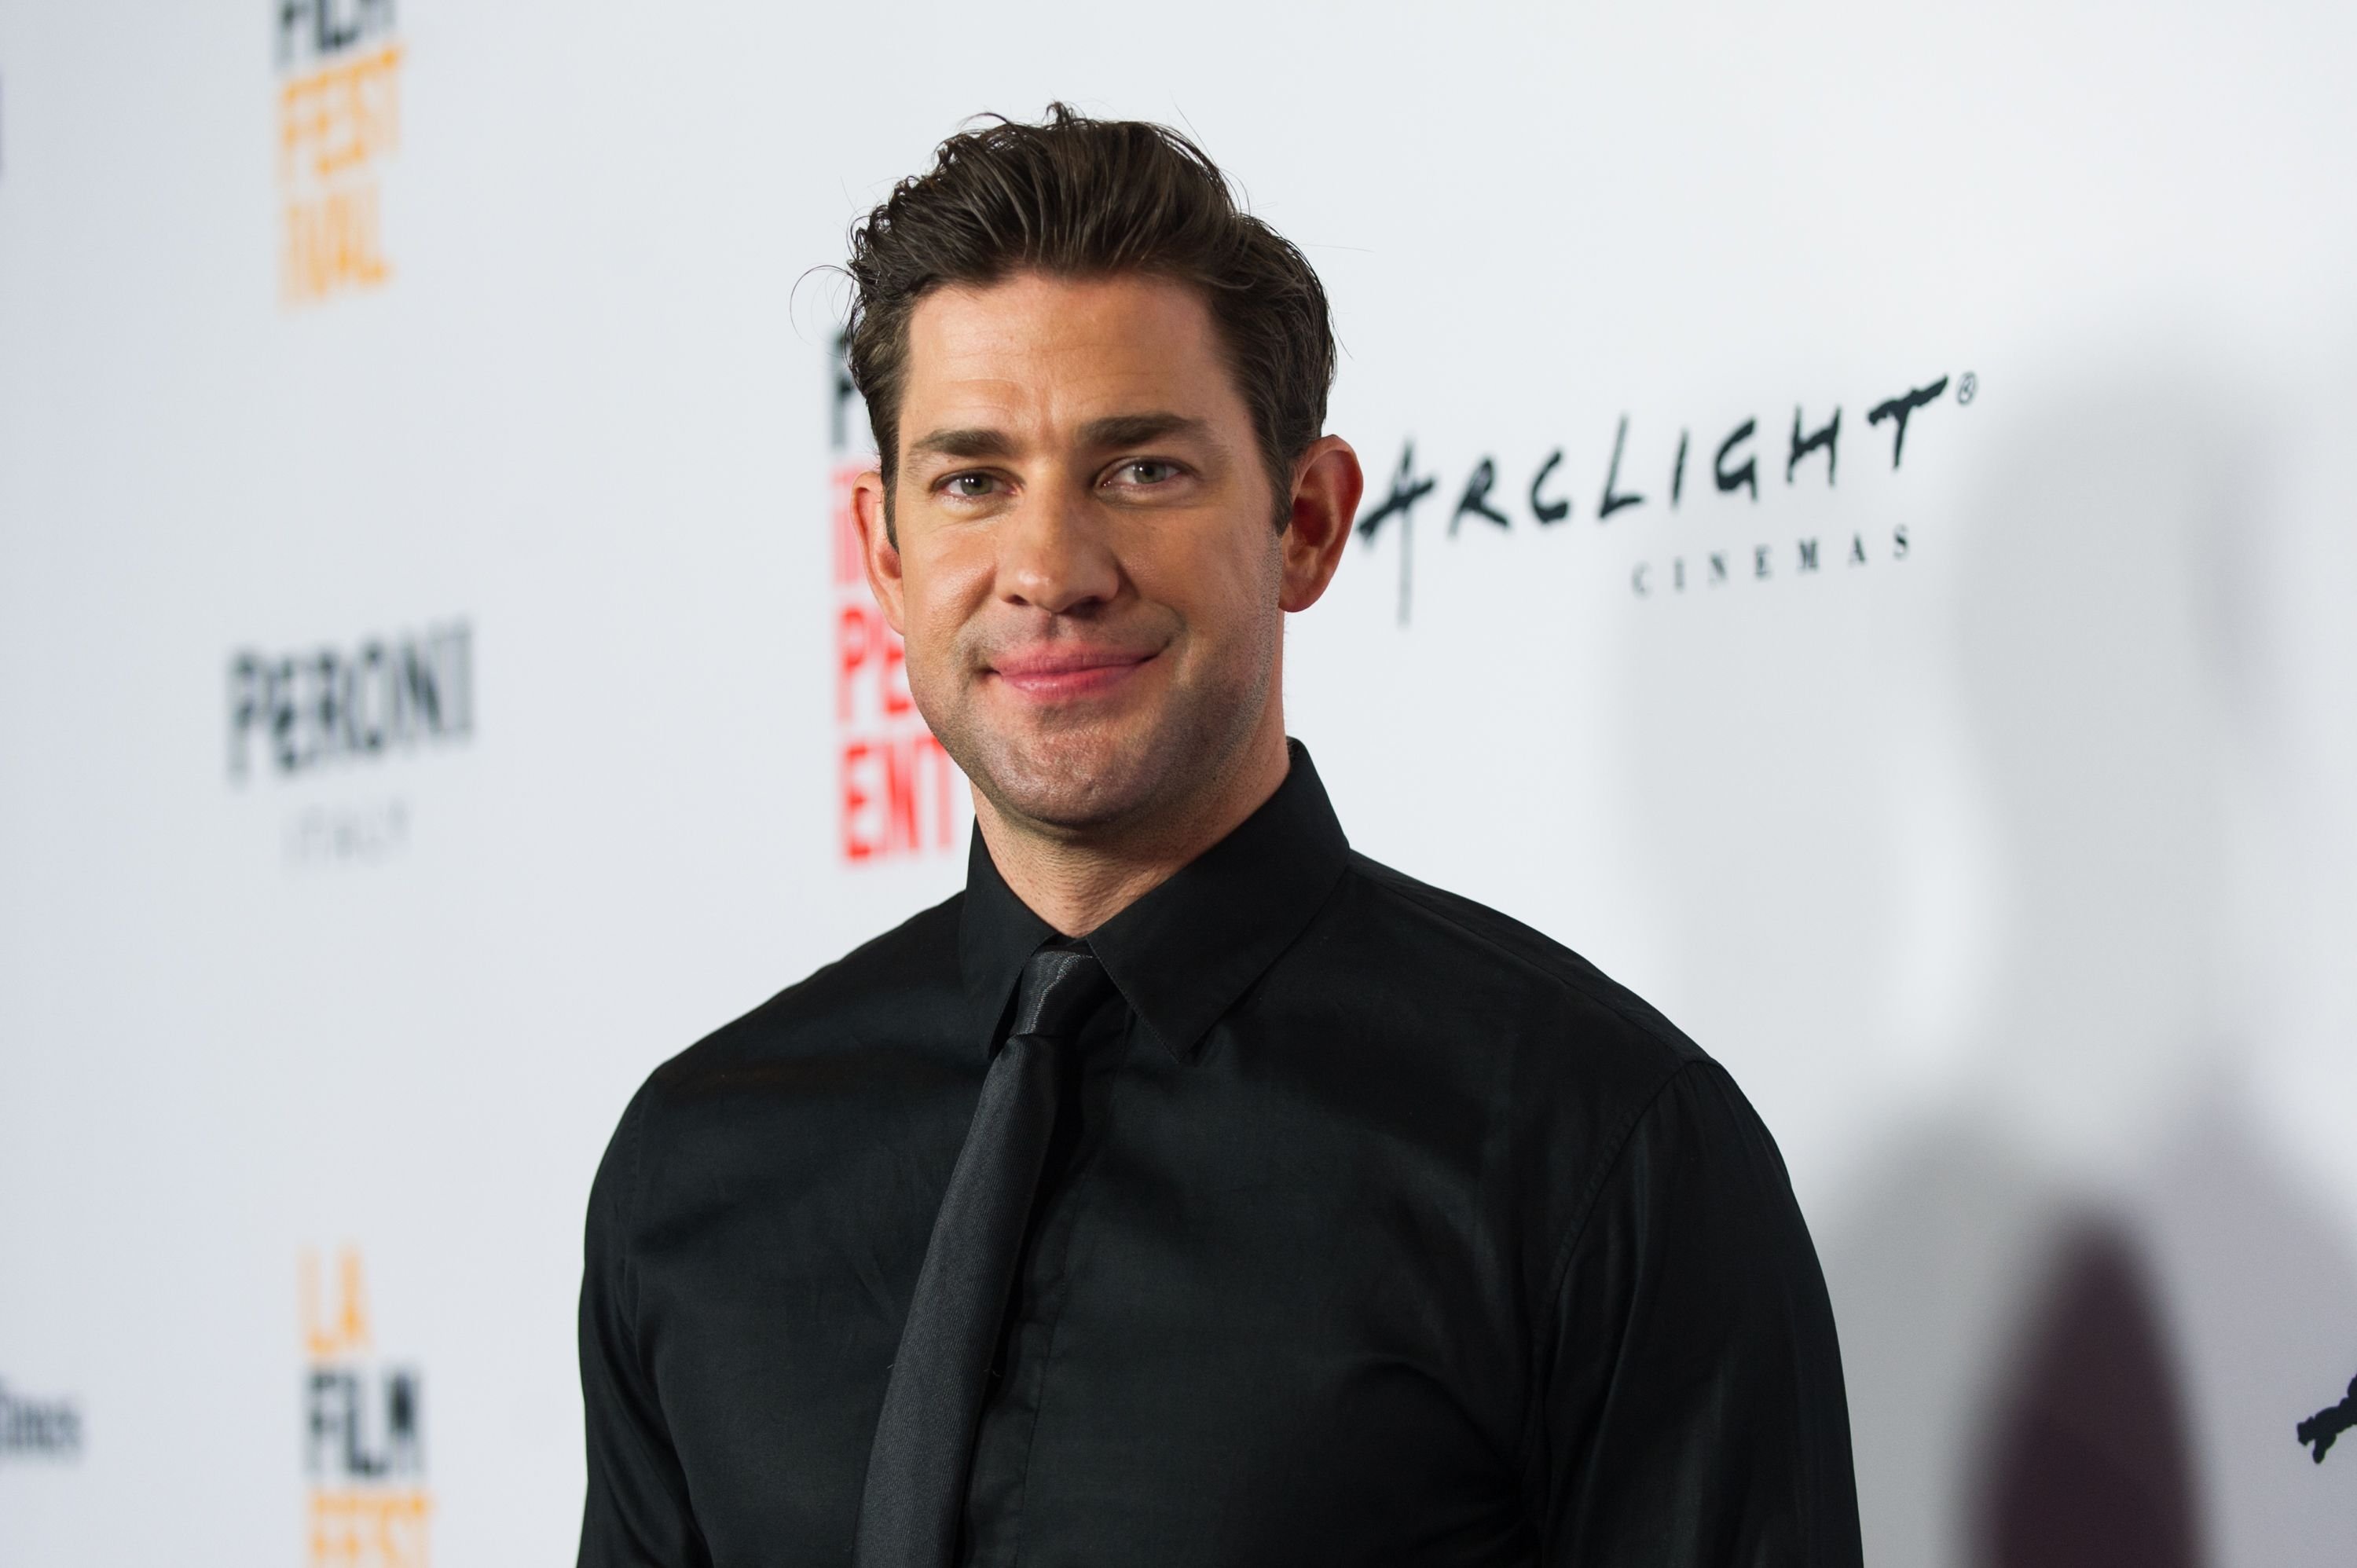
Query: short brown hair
844,104,1336,529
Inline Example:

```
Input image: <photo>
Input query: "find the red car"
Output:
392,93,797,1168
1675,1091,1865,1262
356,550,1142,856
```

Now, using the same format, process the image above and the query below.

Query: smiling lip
987,646,1157,701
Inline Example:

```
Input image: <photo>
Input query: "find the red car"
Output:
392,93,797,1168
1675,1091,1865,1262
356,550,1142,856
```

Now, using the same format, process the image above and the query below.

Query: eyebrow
1076,412,1212,449
906,427,1017,461
903,412,1216,463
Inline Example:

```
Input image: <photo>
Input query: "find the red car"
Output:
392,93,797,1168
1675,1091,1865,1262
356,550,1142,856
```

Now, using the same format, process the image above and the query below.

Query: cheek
896,540,994,676
1142,520,1280,645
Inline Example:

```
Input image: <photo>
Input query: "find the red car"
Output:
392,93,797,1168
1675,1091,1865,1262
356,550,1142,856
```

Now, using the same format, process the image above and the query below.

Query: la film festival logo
301,1247,429,1567
277,0,403,304
830,338,963,866
1357,371,1973,621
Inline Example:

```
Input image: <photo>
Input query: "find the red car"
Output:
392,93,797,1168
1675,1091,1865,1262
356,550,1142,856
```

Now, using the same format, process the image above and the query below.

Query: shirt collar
958,738,1351,1063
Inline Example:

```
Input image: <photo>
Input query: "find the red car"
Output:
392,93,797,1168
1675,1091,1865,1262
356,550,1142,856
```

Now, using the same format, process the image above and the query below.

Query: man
578,105,1861,1567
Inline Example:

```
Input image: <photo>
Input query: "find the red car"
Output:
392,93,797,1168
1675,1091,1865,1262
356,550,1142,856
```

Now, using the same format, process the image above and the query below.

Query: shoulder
584,890,971,1263
616,890,966,1130
1333,850,1702,1077
1320,855,1772,1292
1304,851,1721,1207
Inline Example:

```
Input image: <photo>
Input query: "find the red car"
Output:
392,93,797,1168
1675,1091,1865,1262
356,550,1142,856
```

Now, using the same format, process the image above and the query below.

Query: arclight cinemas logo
1355,370,1973,620
228,621,472,782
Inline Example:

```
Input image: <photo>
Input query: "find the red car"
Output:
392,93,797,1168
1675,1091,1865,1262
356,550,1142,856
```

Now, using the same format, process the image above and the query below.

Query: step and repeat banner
3,2,2355,1563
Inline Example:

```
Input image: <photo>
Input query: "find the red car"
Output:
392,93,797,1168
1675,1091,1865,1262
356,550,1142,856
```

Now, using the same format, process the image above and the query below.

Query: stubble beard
916,607,1281,848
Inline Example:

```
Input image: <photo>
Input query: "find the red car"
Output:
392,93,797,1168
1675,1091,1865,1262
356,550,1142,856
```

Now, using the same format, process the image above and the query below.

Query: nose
997,485,1120,616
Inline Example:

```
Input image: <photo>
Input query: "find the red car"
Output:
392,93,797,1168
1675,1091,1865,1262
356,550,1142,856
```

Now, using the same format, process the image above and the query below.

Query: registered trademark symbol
1957,372,1978,405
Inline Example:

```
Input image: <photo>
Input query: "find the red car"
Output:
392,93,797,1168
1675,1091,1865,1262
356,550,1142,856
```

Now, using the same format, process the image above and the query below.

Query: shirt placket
958,1002,1131,1565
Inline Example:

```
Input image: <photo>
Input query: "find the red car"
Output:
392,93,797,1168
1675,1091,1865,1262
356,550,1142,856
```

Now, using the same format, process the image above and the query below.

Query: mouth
985,644,1158,703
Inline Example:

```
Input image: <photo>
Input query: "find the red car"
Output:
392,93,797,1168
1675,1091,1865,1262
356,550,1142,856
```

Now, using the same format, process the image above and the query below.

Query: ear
1278,436,1364,613
851,467,907,634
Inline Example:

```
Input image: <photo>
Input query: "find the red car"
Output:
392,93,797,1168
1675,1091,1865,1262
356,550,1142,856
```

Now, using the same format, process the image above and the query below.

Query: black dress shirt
577,743,1862,1567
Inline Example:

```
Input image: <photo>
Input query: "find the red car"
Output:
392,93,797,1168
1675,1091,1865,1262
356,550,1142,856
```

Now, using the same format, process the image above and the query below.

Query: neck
972,710,1292,937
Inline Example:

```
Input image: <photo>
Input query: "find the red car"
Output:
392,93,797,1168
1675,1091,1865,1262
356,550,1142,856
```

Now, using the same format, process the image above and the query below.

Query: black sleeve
1531,1060,1863,1566
577,1090,710,1568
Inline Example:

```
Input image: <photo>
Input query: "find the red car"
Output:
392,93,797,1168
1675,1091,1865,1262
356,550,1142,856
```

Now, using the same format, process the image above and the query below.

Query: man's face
858,271,1288,835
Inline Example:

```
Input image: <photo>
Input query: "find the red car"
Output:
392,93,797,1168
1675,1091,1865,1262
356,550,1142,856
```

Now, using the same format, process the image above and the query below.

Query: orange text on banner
307,1489,431,1568
279,44,401,303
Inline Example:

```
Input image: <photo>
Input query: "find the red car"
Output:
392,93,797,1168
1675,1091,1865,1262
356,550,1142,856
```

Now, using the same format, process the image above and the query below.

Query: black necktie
854,943,1114,1568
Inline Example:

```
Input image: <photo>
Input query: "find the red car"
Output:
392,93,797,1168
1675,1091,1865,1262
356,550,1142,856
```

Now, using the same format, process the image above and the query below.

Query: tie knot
1007,945,1114,1042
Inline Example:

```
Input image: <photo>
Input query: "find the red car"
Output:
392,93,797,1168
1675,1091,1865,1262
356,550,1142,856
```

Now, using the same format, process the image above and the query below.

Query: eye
1107,459,1181,488
940,472,1000,499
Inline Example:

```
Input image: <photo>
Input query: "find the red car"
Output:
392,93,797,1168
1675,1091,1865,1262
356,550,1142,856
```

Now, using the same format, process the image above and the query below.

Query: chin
992,750,1163,831
962,722,1182,833
926,663,1270,838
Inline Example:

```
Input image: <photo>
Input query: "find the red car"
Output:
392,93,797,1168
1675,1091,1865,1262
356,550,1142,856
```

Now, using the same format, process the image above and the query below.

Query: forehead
898,271,1249,438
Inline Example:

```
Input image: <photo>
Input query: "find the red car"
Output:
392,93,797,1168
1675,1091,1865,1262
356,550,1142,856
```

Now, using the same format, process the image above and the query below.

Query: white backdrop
4,2,2355,1563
